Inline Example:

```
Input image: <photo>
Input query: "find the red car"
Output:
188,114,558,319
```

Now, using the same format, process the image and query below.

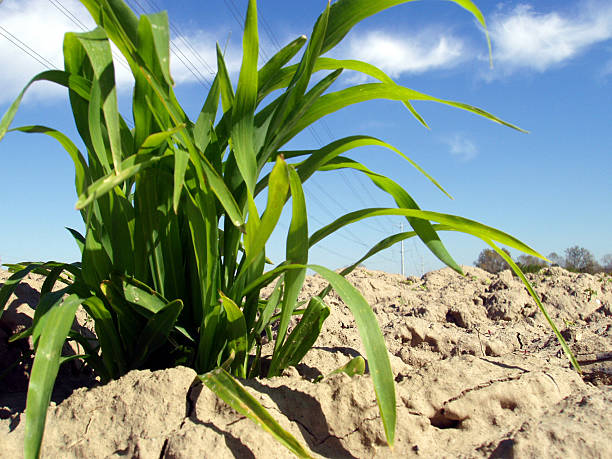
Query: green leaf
307,265,396,446
197,302,223,373
66,227,86,254
270,296,330,373
265,69,343,159
321,0,489,57
265,1,330,147
200,368,315,459
244,156,289,265
76,154,160,210
82,296,126,378
310,207,542,259
194,75,221,152
75,126,181,209
232,0,259,194
319,157,461,273
216,44,235,113
219,292,248,377
32,289,70,348
78,0,139,61
0,265,43,321
132,299,183,368
24,294,82,459
183,187,219,327
122,275,168,314
292,135,450,197
286,83,525,145
144,12,173,87
272,167,308,359
100,279,142,355
257,35,307,102
0,70,79,142
486,240,581,373
254,277,283,336
321,356,366,380
73,28,124,172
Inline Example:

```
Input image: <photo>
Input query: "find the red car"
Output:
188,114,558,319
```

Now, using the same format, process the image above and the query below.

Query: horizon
1,0,610,276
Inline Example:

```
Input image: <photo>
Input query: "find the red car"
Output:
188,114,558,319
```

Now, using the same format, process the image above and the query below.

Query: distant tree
601,254,612,273
516,254,547,266
547,252,564,266
474,248,511,274
516,254,547,273
564,246,600,274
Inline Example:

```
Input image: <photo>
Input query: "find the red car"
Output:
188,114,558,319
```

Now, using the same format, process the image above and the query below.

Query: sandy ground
0,266,610,458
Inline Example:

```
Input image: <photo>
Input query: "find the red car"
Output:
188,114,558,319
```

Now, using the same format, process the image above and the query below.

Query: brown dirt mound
1,266,610,457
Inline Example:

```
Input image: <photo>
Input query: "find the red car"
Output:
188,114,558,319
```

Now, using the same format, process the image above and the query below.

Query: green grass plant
0,0,580,457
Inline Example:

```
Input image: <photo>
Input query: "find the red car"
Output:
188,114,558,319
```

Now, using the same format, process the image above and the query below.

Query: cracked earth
1,266,611,457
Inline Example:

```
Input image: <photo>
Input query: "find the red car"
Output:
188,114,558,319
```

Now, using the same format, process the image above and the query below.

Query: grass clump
0,0,580,457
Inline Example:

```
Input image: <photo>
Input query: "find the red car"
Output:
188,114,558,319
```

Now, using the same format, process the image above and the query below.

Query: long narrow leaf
232,0,259,194
286,83,525,146
270,296,330,374
272,168,308,357
319,157,461,272
24,294,82,459
310,207,542,258
244,156,289,265
321,0,489,57
200,368,314,458
307,265,396,446
132,299,183,368
219,292,248,377
486,240,581,373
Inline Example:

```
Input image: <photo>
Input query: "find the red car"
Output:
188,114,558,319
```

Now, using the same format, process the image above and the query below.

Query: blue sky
0,0,611,276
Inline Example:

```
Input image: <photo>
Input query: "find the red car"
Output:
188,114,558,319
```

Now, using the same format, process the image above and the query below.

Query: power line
224,0,270,61
47,0,132,75
125,0,212,88
130,0,216,77
219,0,399,270
0,25,57,69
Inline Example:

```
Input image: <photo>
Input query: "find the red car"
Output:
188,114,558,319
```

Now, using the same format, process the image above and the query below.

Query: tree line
474,246,612,275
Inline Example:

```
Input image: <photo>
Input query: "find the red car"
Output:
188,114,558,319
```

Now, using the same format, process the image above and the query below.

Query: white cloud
340,30,465,78
0,0,240,105
0,0,95,103
489,2,612,73
446,134,477,162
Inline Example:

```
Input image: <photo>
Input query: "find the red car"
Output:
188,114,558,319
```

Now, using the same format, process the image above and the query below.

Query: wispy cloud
0,0,240,105
169,30,241,86
488,2,612,74
445,134,478,162
338,30,465,79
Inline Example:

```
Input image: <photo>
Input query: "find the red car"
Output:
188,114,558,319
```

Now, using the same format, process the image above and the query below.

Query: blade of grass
321,0,489,57
307,265,396,446
285,83,525,147
200,368,315,458
219,292,248,377
310,208,543,259
132,299,183,368
244,156,289,266
319,157,461,272
232,0,259,195
24,293,82,459
271,167,308,359
269,296,330,373
486,240,581,373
